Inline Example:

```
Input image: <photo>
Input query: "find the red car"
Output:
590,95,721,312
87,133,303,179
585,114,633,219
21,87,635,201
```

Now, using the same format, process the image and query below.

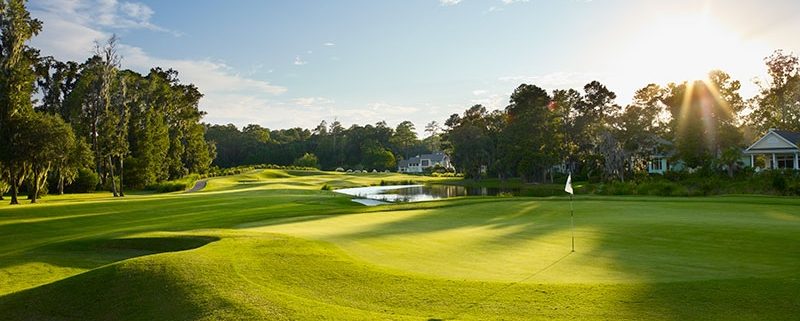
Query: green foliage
361,142,395,171
293,153,320,169
144,174,199,193
748,50,800,132
378,179,418,186
589,170,800,197
65,168,98,193
0,179,8,197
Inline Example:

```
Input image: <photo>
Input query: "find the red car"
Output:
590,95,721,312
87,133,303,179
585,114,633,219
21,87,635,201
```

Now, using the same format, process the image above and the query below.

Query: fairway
1,170,799,320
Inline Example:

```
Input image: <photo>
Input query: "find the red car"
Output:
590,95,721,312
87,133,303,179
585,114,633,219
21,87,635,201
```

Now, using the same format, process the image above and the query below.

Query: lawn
0,169,798,320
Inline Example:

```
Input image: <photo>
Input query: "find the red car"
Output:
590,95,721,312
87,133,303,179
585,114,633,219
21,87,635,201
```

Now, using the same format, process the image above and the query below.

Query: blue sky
27,0,800,134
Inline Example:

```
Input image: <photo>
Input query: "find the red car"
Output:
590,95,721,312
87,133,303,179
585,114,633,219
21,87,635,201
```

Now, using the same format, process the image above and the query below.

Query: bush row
591,170,800,196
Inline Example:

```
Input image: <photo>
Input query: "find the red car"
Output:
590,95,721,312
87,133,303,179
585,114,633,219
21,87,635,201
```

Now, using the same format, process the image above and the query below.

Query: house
646,137,693,174
744,128,800,170
397,152,453,173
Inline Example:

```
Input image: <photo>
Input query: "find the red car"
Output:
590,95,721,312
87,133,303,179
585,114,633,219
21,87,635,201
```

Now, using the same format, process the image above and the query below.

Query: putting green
0,170,798,320
251,197,800,283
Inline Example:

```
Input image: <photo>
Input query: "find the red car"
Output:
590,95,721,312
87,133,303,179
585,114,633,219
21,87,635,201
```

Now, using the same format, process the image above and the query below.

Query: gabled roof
397,152,448,167
418,152,448,163
745,129,800,153
774,130,800,145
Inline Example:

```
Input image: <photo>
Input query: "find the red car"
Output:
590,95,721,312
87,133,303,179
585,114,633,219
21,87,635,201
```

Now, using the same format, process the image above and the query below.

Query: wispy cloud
28,0,288,128
294,56,308,65
500,0,529,4
291,97,335,107
439,0,463,6
30,0,180,36
323,42,336,47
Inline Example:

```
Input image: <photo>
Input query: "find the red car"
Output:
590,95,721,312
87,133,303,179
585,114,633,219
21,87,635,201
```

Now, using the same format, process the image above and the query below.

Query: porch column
750,154,754,168
795,153,799,170
773,153,777,169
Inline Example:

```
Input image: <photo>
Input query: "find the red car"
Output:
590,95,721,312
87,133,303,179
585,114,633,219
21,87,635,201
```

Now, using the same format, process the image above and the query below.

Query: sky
26,0,800,134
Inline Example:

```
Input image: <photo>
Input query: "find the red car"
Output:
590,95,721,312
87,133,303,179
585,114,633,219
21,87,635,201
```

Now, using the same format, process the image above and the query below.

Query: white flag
564,174,573,195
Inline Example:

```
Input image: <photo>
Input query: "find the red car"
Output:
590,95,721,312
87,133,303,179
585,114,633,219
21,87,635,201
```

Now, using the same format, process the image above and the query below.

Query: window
650,159,663,171
421,160,430,167
776,154,795,169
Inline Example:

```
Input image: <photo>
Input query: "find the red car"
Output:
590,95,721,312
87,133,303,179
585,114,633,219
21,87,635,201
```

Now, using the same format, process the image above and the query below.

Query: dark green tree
0,0,42,204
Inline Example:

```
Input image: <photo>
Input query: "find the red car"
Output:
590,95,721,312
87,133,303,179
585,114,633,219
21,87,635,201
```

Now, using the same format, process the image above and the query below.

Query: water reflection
336,184,520,205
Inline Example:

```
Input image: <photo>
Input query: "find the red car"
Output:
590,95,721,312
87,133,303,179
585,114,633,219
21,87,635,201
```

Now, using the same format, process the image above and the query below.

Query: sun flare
622,12,753,83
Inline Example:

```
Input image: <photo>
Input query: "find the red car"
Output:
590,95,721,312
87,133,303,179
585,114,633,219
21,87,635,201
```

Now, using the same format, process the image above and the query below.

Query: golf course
0,169,798,320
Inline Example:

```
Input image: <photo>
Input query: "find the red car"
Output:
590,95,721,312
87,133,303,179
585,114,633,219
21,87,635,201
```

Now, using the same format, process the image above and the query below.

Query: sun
621,11,747,83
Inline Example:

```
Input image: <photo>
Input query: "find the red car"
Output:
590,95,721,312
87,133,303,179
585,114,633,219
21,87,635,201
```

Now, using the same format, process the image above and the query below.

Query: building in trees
744,129,800,170
397,152,453,173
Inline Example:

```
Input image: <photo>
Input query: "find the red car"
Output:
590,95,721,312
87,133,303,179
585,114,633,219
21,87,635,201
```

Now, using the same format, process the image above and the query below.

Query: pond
335,184,521,206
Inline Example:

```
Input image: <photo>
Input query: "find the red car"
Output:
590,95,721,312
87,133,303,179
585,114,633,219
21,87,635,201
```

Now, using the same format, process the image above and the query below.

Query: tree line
206,119,440,171
445,50,799,183
0,0,213,204
208,49,799,184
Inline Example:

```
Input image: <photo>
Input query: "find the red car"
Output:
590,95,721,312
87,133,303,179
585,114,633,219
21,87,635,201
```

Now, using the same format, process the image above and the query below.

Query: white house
744,128,800,170
397,152,453,173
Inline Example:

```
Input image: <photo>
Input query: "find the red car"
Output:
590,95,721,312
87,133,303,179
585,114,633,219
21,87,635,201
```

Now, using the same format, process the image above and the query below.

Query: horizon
28,0,800,133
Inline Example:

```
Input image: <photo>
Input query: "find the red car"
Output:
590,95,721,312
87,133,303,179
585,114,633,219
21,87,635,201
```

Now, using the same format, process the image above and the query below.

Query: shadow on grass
29,236,221,270
0,254,214,321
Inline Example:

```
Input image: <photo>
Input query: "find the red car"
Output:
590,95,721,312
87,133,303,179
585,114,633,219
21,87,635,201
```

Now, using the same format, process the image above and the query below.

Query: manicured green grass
0,169,798,320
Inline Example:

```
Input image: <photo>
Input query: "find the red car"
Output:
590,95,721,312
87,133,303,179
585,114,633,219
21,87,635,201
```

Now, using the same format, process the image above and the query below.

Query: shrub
66,168,99,193
772,173,787,193
146,182,188,193
294,153,319,169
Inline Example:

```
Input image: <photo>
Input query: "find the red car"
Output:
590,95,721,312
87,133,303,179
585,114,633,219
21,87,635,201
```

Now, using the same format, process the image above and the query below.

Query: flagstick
569,193,575,252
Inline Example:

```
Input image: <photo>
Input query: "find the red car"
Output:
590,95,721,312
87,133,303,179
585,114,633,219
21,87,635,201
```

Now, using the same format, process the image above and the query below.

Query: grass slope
0,169,798,320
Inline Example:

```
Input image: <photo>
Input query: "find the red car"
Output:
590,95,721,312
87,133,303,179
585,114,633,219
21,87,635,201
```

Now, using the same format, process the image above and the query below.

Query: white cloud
29,10,106,62
29,0,178,35
291,97,336,107
472,89,488,96
439,0,462,6
121,45,287,96
486,6,503,13
471,93,507,110
294,56,308,65
500,0,529,4
323,42,336,47
29,0,288,128
120,2,153,22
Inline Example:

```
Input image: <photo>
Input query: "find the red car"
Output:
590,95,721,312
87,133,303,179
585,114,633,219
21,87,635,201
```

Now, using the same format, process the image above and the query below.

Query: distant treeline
441,50,799,183
206,120,440,171
210,49,800,185
0,1,213,204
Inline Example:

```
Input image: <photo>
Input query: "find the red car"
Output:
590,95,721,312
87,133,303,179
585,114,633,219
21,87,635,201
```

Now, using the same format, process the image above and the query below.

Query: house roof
397,152,448,167
774,130,800,145
745,129,800,153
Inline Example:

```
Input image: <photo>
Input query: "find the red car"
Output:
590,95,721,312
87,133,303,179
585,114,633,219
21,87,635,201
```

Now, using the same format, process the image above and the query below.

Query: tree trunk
30,168,39,204
118,156,125,197
93,123,100,175
58,175,65,195
9,171,19,205
108,156,118,197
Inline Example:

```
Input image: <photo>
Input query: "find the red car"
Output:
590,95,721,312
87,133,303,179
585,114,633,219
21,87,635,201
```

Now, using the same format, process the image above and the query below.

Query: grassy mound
1,169,798,320
2,233,797,320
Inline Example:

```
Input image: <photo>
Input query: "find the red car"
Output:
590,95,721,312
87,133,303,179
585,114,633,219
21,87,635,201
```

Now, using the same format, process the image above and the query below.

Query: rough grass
0,169,798,320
